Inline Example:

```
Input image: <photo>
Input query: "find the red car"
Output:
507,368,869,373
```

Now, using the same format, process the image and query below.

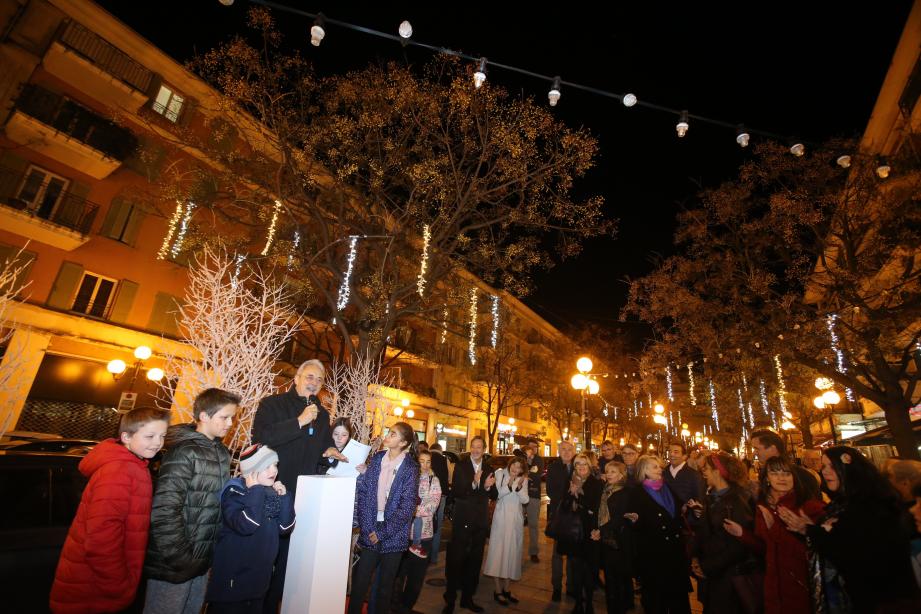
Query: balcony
43,21,154,114
4,84,138,179
0,166,98,250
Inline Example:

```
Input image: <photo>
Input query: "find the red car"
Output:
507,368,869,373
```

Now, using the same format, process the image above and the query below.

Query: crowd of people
45,358,921,614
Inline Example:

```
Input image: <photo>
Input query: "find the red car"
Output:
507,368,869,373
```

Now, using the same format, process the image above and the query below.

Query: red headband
710,454,730,480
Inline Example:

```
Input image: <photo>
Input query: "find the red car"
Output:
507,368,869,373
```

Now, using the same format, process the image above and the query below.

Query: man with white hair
252,359,346,614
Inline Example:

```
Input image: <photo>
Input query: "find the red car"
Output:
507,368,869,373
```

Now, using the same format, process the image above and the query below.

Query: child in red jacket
50,406,170,614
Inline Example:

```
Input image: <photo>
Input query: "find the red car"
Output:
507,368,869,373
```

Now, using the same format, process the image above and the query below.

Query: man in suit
750,428,820,498
426,442,451,565
524,438,544,563
444,436,497,614
545,440,576,602
664,441,705,507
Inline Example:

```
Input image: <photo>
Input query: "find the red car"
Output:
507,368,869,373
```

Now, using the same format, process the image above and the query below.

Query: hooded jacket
49,439,153,614
144,424,230,583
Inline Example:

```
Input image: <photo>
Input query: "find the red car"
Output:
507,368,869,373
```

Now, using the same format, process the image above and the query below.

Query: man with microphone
253,359,347,614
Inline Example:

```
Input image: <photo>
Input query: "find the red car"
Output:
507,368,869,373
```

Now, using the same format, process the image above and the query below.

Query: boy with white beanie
206,444,296,613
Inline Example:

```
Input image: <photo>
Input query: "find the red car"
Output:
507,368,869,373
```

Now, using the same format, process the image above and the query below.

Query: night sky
98,1,913,349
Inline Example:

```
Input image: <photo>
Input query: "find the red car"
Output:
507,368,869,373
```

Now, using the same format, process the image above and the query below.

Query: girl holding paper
317,417,353,474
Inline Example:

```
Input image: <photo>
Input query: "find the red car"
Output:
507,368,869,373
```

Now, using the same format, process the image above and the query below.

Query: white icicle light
336,236,359,311
158,201,184,260
666,364,674,402
773,354,787,427
440,306,449,344
231,253,245,290
687,362,697,406
623,93,637,107
759,378,770,417
287,229,301,269
417,224,431,297
468,288,478,365
171,200,196,259
261,200,282,256
827,314,855,401
490,294,500,348
709,379,719,431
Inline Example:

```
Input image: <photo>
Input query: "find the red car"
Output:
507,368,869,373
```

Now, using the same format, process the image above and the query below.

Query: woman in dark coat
690,452,757,614
627,455,691,614
591,460,637,614
779,446,921,613
556,453,603,614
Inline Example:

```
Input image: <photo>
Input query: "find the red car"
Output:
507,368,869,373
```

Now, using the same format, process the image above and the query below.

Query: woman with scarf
555,453,603,614
778,446,920,612
627,455,691,614
689,452,758,613
590,461,637,614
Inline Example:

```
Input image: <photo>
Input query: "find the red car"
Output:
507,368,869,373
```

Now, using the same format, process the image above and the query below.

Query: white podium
282,475,357,614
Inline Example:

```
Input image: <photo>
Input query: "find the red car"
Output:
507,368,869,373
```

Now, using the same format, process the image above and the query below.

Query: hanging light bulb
876,157,891,179
398,20,413,39
310,14,326,47
548,76,561,107
836,154,852,168
790,142,805,157
473,58,488,88
622,93,637,107
218,0,234,5
736,125,750,148
676,110,689,138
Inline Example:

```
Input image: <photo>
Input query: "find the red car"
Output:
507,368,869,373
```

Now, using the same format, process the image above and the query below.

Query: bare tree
325,355,391,450
159,247,301,465
0,246,31,437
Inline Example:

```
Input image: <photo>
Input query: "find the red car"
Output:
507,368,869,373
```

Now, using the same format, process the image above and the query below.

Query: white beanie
239,444,279,475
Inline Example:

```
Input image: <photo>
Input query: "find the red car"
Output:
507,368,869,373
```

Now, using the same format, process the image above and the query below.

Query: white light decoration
826,314,855,401
468,288,478,365
231,253,246,290
709,379,719,431
790,143,805,157
633,399,638,418
490,294,500,348
474,58,487,88
336,236,359,311
417,224,431,297
666,364,674,402
170,200,196,259
548,76,561,107
822,390,842,405
815,376,835,391
676,110,689,138
836,154,852,168
687,362,697,405
736,125,750,148
648,392,653,412
398,20,413,39
773,355,787,429
261,200,282,256
759,378,770,417
219,0,234,6
440,306,449,344
157,201,184,260
623,93,637,107
287,229,301,269
877,158,891,179
310,15,326,47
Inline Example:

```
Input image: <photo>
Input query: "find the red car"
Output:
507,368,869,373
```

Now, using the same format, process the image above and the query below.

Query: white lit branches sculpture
0,247,31,437
160,247,301,463
325,356,391,450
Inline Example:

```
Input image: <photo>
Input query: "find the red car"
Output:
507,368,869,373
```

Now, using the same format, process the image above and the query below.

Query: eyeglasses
300,374,324,382
574,461,589,467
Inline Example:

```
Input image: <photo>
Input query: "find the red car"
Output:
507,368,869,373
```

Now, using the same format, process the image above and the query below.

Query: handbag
545,496,584,544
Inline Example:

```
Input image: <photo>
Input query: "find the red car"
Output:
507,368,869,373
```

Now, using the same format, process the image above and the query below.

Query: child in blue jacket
206,444,295,613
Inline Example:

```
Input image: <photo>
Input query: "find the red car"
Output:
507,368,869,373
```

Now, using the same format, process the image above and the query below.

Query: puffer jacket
355,450,419,553
144,424,230,583
49,440,153,614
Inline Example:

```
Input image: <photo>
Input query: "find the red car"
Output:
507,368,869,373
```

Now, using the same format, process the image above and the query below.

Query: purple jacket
355,450,419,553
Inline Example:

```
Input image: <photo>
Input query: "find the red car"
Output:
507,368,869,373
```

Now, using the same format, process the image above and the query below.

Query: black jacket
450,454,498,530
556,474,603,559
627,484,689,587
663,462,706,507
525,453,544,498
251,388,335,494
546,458,573,512
430,451,450,499
598,487,635,573
145,424,231,583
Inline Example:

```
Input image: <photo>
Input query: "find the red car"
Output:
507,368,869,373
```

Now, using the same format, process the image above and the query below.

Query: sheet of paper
326,439,372,477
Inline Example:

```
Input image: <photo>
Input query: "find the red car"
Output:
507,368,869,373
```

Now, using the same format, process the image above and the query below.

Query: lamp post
571,357,600,452
653,402,668,453
813,381,842,445
107,345,163,390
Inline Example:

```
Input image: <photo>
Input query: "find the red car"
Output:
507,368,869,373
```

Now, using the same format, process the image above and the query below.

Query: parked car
0,449,89,612
0,438,98,453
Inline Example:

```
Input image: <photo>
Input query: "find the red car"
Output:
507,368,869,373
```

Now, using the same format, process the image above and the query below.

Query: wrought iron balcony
58,21,154,94
0,166,99,235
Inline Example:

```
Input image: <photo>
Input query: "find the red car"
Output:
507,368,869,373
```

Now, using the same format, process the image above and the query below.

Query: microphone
306,394,321,436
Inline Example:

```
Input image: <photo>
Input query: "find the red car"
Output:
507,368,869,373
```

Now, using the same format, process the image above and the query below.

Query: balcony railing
0,166,99,234
14,84,138,161
58,21,154,94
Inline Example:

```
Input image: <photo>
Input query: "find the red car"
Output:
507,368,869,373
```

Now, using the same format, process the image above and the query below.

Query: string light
287,229,301,269
773,355,787,429
548,76,561,107
623,93,637,107
157,201,184,260
736,125,750,148
474,57,487,88
759,379,770,418
676,110,689,138
709,379,719,431
827,314,855,401
633,399,638,418
398,20,412,39
417,224,431,297
231,253,245,290
468,288,478,365
336,235,359,311
666,364,674,402
440,306,449,344
310,14,326,46
490,294,500,348
171,200,195,258
687,362,697,406
260,200,282,256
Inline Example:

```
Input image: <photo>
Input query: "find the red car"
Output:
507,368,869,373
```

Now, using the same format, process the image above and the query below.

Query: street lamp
571,357,600,450
814,388,842,444
108,346,161,388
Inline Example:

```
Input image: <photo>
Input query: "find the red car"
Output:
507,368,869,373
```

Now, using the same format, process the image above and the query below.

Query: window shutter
147,292,180,336
99,196,130,239
47,261,84,309
0,243,36,295
122,205,145,245
108,279,138,324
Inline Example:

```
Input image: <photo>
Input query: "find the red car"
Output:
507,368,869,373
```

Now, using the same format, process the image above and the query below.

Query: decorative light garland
287,229,301,269
336,235,359,311
687,362,697,406
157,201,184,260
773,354,788,420
260,200,282,256
417,224,431,297
231,253,246,290
666,364,674,402
827,314,855,402
490,294,500,348
440,306,449,344
468,288,478,365
709,379,719,431
171,200,196,258
759,379,770,418
633,399,638,418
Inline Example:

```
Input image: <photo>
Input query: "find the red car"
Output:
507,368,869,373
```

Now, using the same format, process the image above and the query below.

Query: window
71,272,117,318
15,166,69,219
152,84,184,122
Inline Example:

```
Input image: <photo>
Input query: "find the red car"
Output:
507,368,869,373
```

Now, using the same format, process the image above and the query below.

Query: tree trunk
884,399,919,460
799,405,814,448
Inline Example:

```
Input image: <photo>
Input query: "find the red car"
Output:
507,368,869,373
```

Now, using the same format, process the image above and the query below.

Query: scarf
598,479,625,527
644,479,676,517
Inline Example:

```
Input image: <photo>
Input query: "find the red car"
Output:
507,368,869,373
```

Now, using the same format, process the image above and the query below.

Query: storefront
434,422,468,453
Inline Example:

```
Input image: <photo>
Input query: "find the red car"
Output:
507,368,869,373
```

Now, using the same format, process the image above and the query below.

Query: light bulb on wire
836,154,852,168
622,93,637,107
876,157,891,179
736,125,750,148
398,20,413,39
310,14,326,47
473,58,488,88
676,110,689,138
548,76,561,107
789,142,805,157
